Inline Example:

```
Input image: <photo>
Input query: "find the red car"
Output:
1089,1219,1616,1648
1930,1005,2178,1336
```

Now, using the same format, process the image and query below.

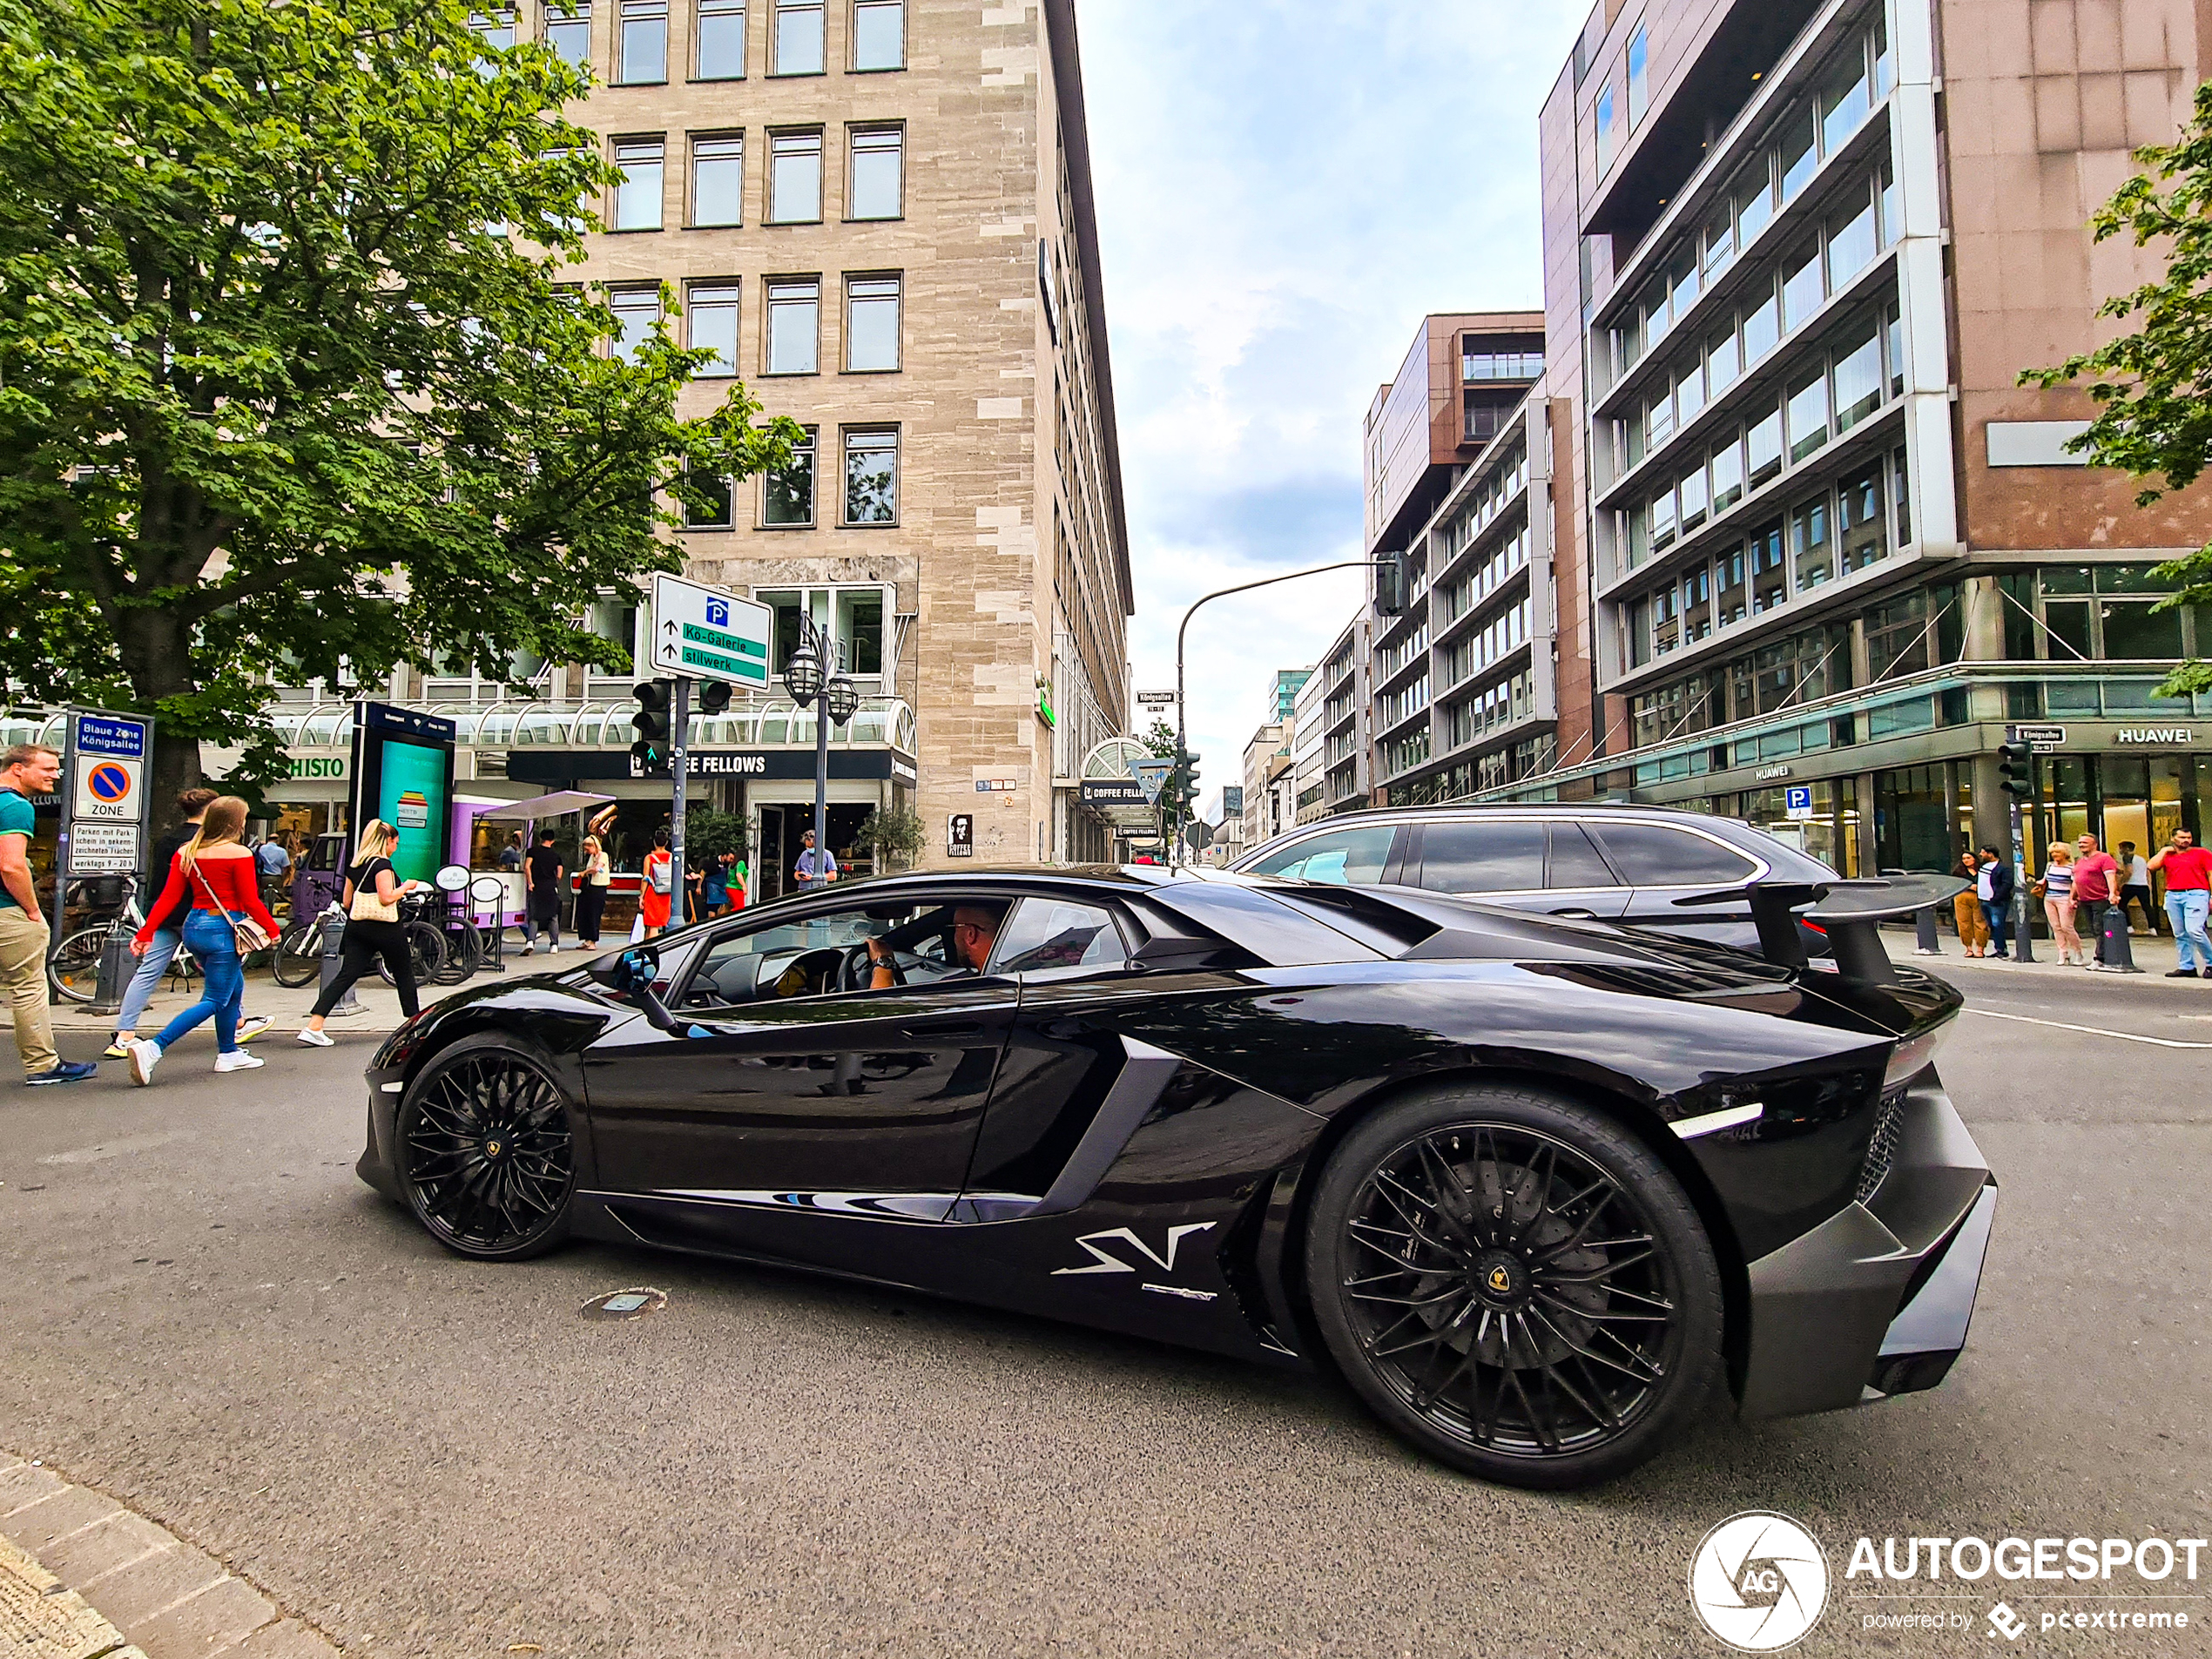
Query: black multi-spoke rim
1340,1122,1678,1460
403,1055,574,1251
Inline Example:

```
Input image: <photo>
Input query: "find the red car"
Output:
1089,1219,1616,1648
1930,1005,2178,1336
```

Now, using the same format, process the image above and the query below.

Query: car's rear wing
1674,873,1971,981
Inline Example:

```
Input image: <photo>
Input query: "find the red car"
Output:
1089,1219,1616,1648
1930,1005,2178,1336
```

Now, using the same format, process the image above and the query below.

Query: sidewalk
1894,925,2205,981
47,955,550,1039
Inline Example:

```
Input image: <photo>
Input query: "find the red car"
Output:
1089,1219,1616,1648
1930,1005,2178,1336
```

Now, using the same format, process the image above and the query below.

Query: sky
1077,0,1587,823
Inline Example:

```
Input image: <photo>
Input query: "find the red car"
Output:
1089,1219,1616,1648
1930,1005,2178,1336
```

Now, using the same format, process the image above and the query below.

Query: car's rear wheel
1305,1082,1723,1489
398,1035,576,1261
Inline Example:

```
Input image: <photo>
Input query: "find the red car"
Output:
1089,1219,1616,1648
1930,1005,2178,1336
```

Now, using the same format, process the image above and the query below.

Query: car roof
1233,803,1838,883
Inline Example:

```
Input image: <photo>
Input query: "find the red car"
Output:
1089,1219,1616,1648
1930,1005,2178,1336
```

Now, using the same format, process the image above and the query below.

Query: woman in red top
126,796,278,1085
638,827,673,937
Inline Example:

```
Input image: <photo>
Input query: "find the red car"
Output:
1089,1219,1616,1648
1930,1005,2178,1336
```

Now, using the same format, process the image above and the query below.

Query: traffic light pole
2000,734,2036,964
668,676,691,909
1173,559,1395,864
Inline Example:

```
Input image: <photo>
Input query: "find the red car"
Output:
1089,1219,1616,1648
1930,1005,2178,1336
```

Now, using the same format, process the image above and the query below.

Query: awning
475,790,615,823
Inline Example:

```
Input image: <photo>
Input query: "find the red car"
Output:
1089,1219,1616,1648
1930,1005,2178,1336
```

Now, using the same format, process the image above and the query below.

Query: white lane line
1963,1008,2212,1049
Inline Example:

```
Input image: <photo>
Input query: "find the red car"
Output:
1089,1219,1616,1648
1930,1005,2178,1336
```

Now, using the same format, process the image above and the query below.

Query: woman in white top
2039,841,2083,964
574,833,612,947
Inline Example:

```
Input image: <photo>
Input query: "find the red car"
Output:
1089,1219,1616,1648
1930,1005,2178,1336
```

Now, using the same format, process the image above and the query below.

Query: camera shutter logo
1688,1512,1829,1651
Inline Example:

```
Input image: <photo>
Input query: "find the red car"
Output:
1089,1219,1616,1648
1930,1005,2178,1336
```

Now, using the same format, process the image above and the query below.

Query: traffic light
1998,740,2033,798
1374,550,1406,617
697,679,732,716
1179,749,1202,813
631,678,675,772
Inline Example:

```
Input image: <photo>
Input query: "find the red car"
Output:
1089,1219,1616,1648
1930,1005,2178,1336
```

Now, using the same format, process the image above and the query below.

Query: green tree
2023,82,2212,696
0,0,799,806
851,806,925,871
682,806,749,864
1142,717,1177,758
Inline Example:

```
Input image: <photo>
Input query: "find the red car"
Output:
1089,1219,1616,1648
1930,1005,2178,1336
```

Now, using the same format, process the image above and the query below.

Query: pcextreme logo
1689,1512,1831,1651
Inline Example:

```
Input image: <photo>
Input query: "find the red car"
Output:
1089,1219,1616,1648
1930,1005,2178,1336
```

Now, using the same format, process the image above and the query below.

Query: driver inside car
862,902,1001,989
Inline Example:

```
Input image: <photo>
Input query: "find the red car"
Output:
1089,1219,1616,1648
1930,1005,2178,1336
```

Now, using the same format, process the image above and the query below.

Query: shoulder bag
191,860,274,953
349,859,402,923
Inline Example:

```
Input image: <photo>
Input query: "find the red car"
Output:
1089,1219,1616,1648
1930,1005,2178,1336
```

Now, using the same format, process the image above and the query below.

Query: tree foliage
852,806,925,868
1141,717,1177,758
2022,81,2212,694
0,0,799,800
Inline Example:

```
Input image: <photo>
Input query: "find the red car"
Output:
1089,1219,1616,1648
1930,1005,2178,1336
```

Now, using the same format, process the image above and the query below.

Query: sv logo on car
1050,1223,1217,1278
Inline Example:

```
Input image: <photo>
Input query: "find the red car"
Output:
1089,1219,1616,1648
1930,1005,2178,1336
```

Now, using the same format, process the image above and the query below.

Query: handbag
191,859,274,953
348,858,401,922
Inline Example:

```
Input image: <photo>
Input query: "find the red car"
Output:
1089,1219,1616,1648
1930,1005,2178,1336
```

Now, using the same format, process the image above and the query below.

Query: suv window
991,898,1127,976
1592,822,1760,887
1548,823,1620,887
1245,825,1395,885
1418,821,1546,893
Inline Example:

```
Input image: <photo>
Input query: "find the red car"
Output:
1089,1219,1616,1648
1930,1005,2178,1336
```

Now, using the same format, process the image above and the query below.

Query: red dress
638,851,672,929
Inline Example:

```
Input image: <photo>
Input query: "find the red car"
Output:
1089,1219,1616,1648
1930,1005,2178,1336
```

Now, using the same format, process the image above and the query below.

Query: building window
690,134,744,226
1785,367,1828,463
1782,237,1824,334
843,428,898,524
1838,467,1887,573
852,0,903,70
847,126,902,219
618,0,668,82
1747,403,1783,487
609,287,660,361
1827,193,1878,292
765,278,819,374
472,8,517,50
763,428,818,525
611,138,664,231
686,282,738,375
1595,84,1616,174
697,0,745,78
544,1,590,68
685,467,735,529
1791,496,1833,592
1831,315,1883,432
1626,26,1649,126
845,274,900,370
774,0,824,73
768,130,822,223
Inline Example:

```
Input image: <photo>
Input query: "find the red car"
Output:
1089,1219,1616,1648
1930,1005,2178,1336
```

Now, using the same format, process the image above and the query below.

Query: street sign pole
668,676,691,918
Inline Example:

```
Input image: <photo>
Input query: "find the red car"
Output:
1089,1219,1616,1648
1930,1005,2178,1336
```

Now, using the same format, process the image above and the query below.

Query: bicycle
46,880,200,1005
273,899,446,988
269,906,334,988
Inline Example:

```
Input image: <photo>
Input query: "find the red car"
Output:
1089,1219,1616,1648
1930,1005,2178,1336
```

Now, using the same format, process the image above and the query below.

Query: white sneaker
295,1028,334,1048
237,1015,273,1042
128,1039,162,1086
213,1050,265,1073
548,943,561,954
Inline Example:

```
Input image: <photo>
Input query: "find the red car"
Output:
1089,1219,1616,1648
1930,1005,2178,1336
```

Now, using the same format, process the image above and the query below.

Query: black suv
1231,805,1842,954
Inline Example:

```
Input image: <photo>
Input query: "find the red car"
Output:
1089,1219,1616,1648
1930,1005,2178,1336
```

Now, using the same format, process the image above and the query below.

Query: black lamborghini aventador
357,864,1995,1490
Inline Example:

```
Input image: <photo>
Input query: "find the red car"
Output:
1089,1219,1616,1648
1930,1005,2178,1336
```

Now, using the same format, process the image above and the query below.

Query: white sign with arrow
1128,759,1174,806
650,573,772,689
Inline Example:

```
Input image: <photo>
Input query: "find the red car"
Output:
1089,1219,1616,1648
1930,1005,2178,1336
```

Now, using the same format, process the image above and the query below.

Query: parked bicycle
47,879,199,1005
272,898,447,989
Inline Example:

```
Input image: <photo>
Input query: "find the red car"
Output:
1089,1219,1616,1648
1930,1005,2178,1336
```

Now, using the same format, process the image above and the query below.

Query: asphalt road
2,962,2208,1658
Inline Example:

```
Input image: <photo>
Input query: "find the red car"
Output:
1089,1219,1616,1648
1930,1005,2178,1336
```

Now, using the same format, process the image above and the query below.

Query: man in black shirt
523,831,564,955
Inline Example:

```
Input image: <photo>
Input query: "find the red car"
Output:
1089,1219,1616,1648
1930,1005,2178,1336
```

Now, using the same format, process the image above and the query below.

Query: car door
1406,818,1632,922
1585,819,1766,948
581,896,1017,1211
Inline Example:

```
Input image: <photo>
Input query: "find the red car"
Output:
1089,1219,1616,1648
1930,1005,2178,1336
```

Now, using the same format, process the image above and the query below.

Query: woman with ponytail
127,796,278,1084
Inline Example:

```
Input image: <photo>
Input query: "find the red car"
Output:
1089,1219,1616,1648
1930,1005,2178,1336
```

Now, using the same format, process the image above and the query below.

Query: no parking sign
60,707,153,880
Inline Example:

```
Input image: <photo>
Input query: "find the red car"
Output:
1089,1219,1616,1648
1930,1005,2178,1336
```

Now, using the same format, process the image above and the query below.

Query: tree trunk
114,604,203,824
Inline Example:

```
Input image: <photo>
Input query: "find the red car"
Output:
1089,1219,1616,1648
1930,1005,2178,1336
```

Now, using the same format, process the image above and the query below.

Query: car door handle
903,1021,983,1039
1549,907,1597,920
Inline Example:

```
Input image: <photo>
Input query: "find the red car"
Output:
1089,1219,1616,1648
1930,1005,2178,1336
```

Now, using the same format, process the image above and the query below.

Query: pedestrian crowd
1954,828,2212,977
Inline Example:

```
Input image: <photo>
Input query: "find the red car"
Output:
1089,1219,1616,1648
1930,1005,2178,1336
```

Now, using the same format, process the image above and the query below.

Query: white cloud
1081,0,1586,801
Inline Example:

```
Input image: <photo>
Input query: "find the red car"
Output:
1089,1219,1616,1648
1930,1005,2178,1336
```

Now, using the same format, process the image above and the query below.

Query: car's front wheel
1305,1082,1723,1489
398,1035,576,1261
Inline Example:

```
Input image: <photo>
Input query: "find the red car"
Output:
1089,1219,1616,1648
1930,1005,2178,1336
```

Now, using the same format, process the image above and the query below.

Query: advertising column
347,703,457,882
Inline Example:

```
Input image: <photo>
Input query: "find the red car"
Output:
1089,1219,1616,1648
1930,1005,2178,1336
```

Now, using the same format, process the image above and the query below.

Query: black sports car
358,865,1995,1489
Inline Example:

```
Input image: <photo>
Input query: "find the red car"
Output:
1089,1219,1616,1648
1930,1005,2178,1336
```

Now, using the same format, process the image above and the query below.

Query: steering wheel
839,942,903,992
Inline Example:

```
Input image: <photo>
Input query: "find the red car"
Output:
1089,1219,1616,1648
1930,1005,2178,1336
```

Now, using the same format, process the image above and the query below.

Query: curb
0,1457,337,1658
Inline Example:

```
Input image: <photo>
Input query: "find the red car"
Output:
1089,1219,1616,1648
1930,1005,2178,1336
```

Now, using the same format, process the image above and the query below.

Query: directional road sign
1129,759,1174,806
2006,723,2067,753
650,573,772,689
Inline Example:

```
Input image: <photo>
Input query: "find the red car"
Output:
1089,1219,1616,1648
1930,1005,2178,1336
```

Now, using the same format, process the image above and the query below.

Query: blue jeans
116,926,179,1035
2168,889,2211,972
153,911,243,1054
1981,900,2010,956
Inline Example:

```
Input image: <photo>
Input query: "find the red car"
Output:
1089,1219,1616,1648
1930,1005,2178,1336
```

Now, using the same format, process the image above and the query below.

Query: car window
1548,823,1621,887
1418,821,1546,893
678,900,955,1008
1594,823,1761,886
989,898,1127,977
1245,826,1396,884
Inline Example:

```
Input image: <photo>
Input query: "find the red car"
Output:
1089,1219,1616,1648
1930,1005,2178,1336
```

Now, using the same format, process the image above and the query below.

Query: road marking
1962,1008,2212,1049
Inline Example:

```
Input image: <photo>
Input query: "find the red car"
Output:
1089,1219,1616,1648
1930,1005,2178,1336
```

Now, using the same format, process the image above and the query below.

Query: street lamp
783,615,856,889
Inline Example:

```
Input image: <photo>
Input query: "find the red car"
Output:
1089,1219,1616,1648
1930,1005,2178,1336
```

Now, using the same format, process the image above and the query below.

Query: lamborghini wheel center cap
1473,1251,1530,1308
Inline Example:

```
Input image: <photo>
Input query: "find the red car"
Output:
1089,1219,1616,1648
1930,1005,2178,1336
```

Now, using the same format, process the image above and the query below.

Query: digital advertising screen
348,703,456,885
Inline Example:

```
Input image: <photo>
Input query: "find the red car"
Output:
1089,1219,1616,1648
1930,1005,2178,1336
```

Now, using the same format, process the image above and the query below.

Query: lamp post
783,614,859,888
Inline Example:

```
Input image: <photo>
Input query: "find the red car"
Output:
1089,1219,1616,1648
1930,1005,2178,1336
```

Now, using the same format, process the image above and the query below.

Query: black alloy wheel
1306,1083,1723,1490
398,1036,576,1260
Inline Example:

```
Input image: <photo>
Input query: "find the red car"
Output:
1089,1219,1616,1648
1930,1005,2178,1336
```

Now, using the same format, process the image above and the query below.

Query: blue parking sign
1785,786,1814,819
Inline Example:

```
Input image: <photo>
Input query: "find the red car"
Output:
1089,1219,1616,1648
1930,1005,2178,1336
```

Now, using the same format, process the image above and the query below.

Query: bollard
87,915,134,1015
320,909,363,1014
2095,899,2143,973
1913,905,1942,956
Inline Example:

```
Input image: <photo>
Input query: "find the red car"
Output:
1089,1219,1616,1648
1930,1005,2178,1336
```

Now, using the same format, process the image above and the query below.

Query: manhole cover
579,1286,667,1321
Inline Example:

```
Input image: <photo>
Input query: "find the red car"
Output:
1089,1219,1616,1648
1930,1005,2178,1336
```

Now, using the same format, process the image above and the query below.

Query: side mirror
588,947,679,1032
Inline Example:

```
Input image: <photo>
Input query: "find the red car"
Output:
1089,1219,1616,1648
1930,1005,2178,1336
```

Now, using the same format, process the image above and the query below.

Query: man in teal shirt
0,742,96,1084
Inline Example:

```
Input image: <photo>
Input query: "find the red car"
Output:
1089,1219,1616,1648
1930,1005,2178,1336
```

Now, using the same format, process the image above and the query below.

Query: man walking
1976,845,2013,961
0,743,96,1085
2118,841,2161,935
2073,833,2122,968
792,827,838,893
523,830,564,954
2147,827,2211,979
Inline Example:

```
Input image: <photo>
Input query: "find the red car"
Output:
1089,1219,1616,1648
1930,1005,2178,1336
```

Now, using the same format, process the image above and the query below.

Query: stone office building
1494,0,2212,876
336,0,1134,888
